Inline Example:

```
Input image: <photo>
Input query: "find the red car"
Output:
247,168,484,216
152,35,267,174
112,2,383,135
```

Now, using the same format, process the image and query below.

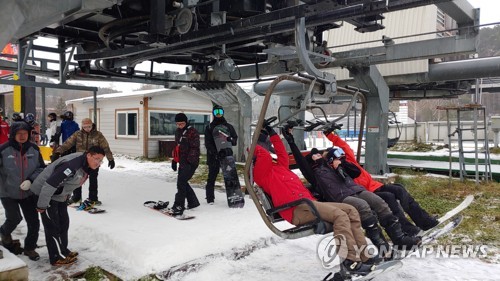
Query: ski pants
374,191,419,234
174,163,200,209
376,184,435,229
205,152,220,202
0,196,40,251
72,167,99,201
38,199,71,264
292,201,369,262
342,191,393,225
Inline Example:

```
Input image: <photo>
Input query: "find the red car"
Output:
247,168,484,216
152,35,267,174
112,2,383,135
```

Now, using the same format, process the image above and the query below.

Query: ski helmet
25,113,36,126
13,112,24,121
63,111,74,121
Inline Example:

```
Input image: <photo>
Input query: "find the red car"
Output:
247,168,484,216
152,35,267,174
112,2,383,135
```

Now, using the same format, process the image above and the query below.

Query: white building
66,87,213,158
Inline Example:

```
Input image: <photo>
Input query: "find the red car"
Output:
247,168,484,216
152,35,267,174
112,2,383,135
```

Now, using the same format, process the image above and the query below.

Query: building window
117,110,138,137
149,111,210,137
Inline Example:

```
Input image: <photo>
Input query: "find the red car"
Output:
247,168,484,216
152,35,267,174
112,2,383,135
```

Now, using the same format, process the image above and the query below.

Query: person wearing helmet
0,121,45,261
204,105,239,205
47,113,61,149
24,113,40,145
12,112,23,122
54,111,79,159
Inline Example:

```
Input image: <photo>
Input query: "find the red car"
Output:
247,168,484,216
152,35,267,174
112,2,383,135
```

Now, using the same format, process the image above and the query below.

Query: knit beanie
175,113,188,122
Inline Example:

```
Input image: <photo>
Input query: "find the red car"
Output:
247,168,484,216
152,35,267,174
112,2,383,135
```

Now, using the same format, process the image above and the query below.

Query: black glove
108,160,115,169
264,125,277,136
323,123,343,136
258,130,269,143
50,152,61,163
282,126,295,144
172,161,177,171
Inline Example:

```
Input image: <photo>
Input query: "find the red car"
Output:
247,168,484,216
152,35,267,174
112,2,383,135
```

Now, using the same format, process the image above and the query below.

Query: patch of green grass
83,267,107,281
389,141,434,152
396,174,500,247
491,147,500,155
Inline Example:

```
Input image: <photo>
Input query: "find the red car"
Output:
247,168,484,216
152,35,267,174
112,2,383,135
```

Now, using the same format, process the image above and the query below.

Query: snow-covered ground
1,154,499,281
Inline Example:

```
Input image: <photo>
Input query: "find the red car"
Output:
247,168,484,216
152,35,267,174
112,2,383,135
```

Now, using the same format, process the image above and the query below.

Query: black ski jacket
204,117,238,155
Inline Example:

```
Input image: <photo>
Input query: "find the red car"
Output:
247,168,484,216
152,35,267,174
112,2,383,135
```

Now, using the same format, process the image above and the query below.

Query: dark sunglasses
213,108,224,116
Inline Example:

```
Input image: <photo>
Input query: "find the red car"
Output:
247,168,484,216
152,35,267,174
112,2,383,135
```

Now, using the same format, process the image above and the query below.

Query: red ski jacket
253,134,316,223
326,133,383,193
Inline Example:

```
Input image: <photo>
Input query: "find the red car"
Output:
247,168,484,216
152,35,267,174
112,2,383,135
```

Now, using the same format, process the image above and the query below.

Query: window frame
115,109,139,139
148,110,211,138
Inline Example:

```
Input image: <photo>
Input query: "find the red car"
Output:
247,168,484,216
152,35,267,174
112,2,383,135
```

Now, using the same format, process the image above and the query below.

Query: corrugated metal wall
325,6,438,80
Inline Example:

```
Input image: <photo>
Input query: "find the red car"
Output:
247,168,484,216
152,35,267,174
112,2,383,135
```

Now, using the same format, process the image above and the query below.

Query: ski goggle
333,148,345,158
213,108,224,116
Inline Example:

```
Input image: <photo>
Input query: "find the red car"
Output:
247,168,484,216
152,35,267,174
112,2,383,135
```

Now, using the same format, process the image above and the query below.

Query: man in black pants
0,121,45,260
204,105,238,204
170,113,200,218
31,146,105,266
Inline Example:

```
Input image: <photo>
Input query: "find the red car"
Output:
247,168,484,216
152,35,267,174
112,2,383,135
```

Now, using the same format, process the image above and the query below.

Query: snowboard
418,194,473,237
324,260,402,281
212,124,245,208
69,205,106,214
220,155,245,208
143,201,195,220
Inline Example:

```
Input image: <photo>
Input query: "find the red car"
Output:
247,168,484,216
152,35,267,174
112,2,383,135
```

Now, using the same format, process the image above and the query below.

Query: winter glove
172,161,177,171
264,125,277,136
50,152,61,162
282,125,295,144
323,122,342,136
258,130,269,143
20,180,31,191
108,160,115,169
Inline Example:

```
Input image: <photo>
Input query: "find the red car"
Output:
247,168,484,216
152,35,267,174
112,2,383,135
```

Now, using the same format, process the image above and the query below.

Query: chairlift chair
387,111,401,148
244,75,335,239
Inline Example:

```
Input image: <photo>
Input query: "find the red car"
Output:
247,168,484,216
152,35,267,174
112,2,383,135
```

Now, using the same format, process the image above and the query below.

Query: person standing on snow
51,111,79,161
204,105,238,204
53,118,115,206
323,125,438,235
170,113,200,218
47,112,62,149
0,121,45,261
253,125,376,275
31,146,106,266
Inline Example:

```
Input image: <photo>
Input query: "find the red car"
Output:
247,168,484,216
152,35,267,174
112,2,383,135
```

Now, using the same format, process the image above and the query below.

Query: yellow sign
13,73,21,112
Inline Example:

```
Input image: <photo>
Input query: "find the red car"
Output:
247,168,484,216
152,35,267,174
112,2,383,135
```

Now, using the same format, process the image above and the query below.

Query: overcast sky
467,0,500,25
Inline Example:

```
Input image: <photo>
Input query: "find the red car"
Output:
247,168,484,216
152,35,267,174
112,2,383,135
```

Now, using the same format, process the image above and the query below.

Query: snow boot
78,199,95,210
342,259,374,276
419,216,439,231
362,216,391,258
52,256,77,266
0,231,12,245
402,224,421,237
24,249,40,261
66,196,81,205
381,216,422,249
169,205,184,217
4,240,23,255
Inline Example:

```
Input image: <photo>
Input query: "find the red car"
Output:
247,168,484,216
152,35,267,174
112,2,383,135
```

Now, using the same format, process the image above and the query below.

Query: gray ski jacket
31,152,90,209
0,123,46,199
